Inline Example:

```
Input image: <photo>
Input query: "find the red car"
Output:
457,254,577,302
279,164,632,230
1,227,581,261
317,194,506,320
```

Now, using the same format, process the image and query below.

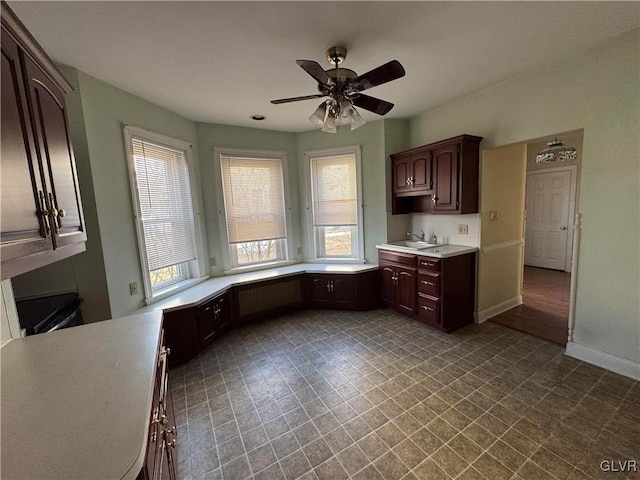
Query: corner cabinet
391,134,482,215
1,3,86,280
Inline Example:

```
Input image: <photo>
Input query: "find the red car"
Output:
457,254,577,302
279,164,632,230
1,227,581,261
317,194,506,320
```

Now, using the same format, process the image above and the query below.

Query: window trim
304,145,364,262
213,147,294,273
124,124,207,302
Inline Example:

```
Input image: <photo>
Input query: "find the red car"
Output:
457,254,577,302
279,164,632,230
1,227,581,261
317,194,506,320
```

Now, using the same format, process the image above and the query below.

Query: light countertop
140,262,379,313
1,311,163,480
376,244,478,258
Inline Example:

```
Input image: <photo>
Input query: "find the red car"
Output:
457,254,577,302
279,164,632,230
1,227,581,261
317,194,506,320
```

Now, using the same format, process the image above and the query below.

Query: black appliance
16,293,83,336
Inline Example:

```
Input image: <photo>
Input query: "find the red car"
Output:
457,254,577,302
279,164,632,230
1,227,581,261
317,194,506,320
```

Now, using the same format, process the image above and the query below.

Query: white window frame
305,145,364,263
124,125,207,303
213,147,294,274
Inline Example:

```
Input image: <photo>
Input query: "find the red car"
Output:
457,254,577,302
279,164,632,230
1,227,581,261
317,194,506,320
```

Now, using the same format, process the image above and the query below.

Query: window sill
145,277,209,305
223,260,297,276
306,258,366,265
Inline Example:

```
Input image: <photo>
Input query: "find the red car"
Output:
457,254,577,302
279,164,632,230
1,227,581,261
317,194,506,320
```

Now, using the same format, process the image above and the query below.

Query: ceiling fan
271,46,406,132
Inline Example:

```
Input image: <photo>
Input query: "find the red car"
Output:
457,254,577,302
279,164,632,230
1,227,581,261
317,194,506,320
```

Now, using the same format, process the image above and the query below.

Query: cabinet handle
48,192,60,234
161,347,171,357
421,280,435,286
422,262,436,268
422,306,434,312
168,438,177,448
38,191,51,236
204,306,212,312
560,226,567,230
331,281,334,292
58,208,66,218
164,426,176,435
432,196,437,204
326,281,331,292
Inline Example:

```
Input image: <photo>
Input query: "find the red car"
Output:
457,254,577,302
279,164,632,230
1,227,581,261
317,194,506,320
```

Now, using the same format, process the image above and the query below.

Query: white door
525,170,573,271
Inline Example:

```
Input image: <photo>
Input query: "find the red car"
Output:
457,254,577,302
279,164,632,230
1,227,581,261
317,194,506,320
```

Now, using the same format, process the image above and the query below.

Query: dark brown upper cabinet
391,134,482,215
1,3,86,279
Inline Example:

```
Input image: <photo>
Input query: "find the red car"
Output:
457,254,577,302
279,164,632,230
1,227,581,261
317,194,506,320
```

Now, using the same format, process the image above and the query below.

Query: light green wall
195,123,300,275
75,70,200,318
409,29,640,363
296,121,387,263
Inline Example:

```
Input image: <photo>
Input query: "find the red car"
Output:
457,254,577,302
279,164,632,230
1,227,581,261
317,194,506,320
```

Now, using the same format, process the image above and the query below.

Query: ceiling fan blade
296,60,333,86
271,94,326,104
351,94,394,115
351,60,405,92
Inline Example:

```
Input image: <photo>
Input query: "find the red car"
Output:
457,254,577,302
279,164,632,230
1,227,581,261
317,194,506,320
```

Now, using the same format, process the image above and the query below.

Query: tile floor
169,309,639,480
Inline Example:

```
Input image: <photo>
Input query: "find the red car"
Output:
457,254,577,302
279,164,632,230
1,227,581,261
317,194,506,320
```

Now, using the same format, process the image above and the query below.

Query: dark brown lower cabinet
305,270,380,310
139,334,177,480
197,290,231,348
379,250,417,316
379,249,476,332
163,270,381,366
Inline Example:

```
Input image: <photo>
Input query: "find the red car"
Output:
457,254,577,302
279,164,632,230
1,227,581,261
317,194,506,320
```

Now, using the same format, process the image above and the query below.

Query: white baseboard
475,295,522,323
565,342,640,380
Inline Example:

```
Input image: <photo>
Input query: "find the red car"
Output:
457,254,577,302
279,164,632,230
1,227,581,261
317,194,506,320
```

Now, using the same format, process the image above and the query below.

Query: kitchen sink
383,240,439,250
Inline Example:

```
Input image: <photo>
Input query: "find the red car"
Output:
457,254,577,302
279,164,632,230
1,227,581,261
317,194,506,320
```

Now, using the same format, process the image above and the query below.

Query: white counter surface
1,311,163,480
140,262,378,313
376,244,478,258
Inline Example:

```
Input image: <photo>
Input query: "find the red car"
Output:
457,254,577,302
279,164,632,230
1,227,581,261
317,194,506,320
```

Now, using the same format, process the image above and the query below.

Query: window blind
311,154,357,226
132,137,197,271
220,155,287,244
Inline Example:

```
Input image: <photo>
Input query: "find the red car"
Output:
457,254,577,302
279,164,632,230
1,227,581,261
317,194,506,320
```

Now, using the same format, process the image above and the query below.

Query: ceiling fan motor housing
326,46,347,65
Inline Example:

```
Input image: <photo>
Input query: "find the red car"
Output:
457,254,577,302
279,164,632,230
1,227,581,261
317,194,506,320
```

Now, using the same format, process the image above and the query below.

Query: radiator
237,278,303,317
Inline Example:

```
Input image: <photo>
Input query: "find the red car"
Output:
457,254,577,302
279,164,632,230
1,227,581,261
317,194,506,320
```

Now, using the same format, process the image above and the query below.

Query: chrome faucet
406,230,425,242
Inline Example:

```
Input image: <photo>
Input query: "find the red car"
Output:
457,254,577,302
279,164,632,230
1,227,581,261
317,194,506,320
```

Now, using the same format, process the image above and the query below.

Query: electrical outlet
209,257,216,266
489,210,499,221
129,282,138,296
458,224,468,234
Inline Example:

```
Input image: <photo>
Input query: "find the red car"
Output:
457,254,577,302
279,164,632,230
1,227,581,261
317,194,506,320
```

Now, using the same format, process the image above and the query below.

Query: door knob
560,226,568,230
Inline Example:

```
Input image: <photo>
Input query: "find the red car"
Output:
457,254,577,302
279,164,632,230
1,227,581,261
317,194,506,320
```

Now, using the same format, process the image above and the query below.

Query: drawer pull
422,306,434,312
421,280,435,286
422,262,436,267
165,426,176,435
161,347,171,357
168,438,177,448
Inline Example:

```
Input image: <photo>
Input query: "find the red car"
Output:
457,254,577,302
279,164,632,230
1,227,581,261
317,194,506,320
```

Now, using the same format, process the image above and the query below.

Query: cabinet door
396,267,416,314
0,31,51,264
433,144,459,212
23,55,85,248
332,276,355,306
308,276,333,305
196,299,218,347
411,152,432,193
392,156,411,193
380,266,397,306
216,293,230,330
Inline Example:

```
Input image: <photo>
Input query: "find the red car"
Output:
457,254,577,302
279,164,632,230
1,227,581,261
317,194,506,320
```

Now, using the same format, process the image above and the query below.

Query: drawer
417,295,440,326
417,256,440,272
378,249,417,267
418,272,440,297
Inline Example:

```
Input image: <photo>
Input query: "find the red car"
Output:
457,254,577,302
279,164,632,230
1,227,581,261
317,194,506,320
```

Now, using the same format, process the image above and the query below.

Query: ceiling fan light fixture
309,102,327,127
321,113,337,133
536,137,577,163
348,106,366,131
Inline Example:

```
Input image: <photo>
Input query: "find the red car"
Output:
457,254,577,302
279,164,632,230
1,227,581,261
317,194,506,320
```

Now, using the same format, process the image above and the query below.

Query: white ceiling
9,1,639,133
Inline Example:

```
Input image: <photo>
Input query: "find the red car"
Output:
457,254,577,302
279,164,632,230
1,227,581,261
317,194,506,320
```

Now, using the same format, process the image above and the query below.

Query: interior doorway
525,166,577,272
489,130,582,346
